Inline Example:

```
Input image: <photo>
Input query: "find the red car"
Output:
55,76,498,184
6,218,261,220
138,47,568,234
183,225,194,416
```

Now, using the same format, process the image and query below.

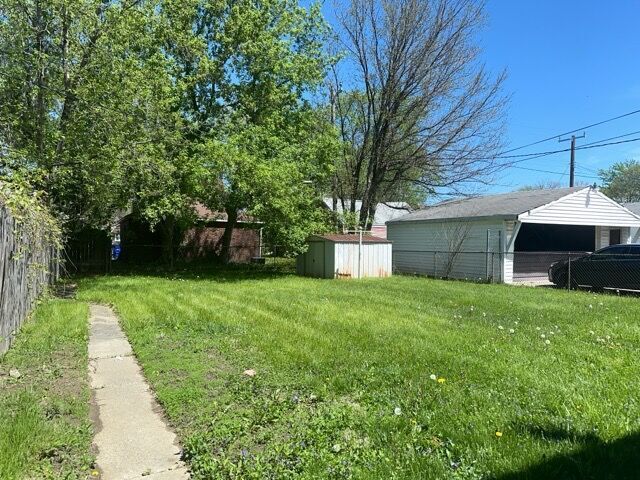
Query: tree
517,180,588,191
0,0,165,229
599,160,640,203
200,113,336,260
330,0,507,228
441,221,471,278
0,0,335,265
163,0,336,261
0,0,204,268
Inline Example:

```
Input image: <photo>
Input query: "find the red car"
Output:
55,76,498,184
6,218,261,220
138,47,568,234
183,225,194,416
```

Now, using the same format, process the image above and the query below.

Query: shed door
306,241,326,277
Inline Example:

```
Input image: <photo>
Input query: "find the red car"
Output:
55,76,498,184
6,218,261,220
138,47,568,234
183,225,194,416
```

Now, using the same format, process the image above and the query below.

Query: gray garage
387,187,640,283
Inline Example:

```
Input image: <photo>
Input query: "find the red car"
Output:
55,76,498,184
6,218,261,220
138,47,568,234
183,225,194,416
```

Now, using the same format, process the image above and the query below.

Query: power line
576,136,640,151
502,136,640,165
512,165,599,180
580,129,640,147
555,129,640,178
558,163,570,183
507,136,640,183
499,108,640,155
456,134,640,163
575,164,600,174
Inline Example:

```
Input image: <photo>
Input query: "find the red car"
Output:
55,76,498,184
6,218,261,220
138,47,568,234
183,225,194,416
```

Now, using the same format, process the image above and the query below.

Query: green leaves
171,0,334,253
0,0,335,253
599,160,640,203
0,177,61,249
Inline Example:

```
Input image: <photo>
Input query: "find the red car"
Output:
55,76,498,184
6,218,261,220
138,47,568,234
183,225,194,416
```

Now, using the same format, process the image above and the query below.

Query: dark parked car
549,244,640,290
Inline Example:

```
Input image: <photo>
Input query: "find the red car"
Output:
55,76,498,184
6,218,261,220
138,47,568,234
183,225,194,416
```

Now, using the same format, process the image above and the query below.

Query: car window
592,245,629,259
627,245,640,255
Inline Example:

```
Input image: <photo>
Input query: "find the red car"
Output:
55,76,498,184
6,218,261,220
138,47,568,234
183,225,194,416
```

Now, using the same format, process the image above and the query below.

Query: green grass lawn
78,267,640,479
0,299,94,479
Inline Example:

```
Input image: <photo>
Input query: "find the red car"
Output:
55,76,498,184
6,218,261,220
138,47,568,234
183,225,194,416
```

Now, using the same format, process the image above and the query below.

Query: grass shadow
497,424,640,480
66,259,297,284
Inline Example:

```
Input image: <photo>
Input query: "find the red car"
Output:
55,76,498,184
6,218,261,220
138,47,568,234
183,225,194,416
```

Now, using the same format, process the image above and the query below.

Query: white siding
334,242,392,278
298,240,390,279
502,221,520,284
388,219,504,282
520,189,640,227
595,226,633,249
595,226,606,250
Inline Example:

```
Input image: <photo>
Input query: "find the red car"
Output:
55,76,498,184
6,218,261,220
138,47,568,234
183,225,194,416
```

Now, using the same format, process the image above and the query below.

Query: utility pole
559,133,585,187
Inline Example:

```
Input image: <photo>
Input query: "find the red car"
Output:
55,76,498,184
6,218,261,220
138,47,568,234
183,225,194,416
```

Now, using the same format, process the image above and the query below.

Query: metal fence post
433,251,436,278
567,253,571,290
491,252,495,283
436,251,440,278
486,230,491,281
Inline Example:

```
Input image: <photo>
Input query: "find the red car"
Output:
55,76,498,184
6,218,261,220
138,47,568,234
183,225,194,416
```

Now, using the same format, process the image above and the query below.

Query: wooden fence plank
0,203,59,354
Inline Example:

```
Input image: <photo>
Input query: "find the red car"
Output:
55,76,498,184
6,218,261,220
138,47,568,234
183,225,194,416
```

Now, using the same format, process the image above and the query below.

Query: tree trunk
220,206,238,264
161,216,176,270
359,187,377,230
34,0,45,161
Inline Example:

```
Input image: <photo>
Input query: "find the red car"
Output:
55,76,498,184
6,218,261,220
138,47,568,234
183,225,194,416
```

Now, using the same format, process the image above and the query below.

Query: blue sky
318,0,640,193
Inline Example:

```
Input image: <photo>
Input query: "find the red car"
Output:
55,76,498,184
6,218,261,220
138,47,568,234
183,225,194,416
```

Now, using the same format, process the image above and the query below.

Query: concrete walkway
88,305,189,480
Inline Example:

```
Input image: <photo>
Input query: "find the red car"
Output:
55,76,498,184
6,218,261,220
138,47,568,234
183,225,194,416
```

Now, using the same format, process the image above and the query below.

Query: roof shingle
388,187,583,223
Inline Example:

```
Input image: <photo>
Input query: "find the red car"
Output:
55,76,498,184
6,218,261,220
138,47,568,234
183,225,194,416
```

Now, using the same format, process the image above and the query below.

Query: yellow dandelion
495,431,503,438
437,377,446,383
91,471,100,477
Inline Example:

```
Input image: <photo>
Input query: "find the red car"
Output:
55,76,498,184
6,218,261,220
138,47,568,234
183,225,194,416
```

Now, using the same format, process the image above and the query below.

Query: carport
388,186,640,284
511,224,596,281
505,188,640,282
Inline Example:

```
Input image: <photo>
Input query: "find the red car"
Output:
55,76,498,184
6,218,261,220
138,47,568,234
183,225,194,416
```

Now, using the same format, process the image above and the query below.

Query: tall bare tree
332,0,507,227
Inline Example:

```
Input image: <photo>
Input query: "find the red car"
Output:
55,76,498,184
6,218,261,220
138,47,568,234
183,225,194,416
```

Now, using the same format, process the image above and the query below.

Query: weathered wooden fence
0,200,59,355
64,228,112,274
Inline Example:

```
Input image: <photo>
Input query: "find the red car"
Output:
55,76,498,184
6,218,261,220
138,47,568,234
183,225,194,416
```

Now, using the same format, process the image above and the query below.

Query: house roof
193,203,261,224
625,202,640,215
388,187,583,223
309,234,392,244
322,199,411,226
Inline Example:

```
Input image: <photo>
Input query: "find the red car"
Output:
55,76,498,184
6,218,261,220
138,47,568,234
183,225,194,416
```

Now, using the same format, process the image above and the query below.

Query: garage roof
389,187,581,223
389,187,640,227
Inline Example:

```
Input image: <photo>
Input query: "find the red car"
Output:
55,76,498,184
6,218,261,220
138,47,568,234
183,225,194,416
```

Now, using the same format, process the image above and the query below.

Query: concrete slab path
88,304,189,480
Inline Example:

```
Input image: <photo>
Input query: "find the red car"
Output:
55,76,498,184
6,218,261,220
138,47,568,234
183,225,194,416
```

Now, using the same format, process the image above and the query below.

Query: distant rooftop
625,202,640,215
193,203,261,223
388,187,585,223
322,199,411,226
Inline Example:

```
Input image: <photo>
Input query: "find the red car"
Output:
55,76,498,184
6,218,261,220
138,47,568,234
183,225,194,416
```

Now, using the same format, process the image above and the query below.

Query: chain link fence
392,249,504,283
65,241,294,274
393,247,640,293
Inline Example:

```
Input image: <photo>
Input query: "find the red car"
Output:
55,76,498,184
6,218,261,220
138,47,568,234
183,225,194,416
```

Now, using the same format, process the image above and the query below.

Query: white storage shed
387,187,640,283
296,234,392,279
